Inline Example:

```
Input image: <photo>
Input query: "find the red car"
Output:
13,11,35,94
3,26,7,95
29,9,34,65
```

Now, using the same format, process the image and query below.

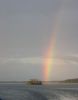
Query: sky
0,0,78,81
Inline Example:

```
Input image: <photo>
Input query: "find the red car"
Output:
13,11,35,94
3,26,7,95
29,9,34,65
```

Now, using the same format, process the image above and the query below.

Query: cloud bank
0,55,78,65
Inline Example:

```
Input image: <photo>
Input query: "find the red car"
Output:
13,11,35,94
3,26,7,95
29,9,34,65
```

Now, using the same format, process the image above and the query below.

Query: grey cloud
0,0,61,16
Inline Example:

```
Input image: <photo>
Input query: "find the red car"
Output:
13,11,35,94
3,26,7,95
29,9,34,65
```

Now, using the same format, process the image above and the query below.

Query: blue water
0,83,78,100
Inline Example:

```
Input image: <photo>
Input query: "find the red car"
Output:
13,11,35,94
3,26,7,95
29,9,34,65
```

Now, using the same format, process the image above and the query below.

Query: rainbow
43,1,65,81
43,28,57,81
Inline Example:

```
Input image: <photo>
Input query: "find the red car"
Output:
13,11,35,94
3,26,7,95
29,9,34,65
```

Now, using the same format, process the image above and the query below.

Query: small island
27,79,42,85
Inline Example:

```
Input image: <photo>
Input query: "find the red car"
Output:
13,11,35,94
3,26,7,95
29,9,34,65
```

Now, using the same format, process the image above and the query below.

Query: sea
0,83,78,100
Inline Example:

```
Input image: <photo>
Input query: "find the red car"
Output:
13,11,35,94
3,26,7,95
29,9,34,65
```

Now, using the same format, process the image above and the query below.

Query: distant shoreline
0,78,78,84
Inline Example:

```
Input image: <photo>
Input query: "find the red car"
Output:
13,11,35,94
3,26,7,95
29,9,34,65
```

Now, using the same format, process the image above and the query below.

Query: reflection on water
0,83,78,100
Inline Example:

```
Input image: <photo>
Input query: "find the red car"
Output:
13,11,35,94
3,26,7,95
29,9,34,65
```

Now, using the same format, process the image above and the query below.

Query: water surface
0,83,78,100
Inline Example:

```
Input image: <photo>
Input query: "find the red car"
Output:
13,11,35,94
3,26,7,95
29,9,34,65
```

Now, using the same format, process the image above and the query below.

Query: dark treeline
61,78,78,83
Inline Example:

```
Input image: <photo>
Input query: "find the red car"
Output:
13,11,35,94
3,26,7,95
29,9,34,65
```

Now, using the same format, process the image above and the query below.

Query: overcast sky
0,0,78,81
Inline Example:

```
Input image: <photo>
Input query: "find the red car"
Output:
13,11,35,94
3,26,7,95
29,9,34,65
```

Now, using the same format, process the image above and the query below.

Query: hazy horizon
0,0,78,81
